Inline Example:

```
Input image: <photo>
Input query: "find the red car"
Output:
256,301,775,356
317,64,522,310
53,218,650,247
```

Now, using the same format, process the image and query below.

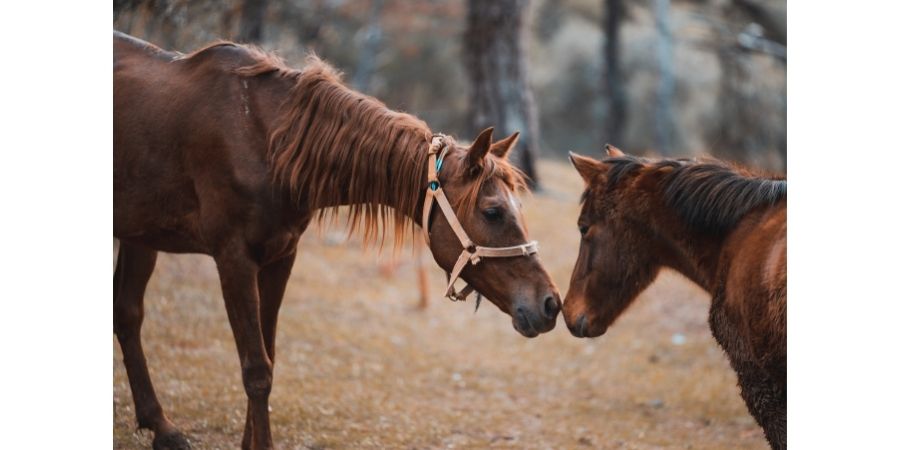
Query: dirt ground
114,160,767,449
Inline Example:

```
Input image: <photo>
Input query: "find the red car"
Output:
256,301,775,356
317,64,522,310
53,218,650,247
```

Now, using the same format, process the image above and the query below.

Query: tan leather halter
422,134,539,302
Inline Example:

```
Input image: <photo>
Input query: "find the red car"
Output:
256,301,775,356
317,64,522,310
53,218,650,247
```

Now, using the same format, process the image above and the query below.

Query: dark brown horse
564,146,786,449
114,31,560,450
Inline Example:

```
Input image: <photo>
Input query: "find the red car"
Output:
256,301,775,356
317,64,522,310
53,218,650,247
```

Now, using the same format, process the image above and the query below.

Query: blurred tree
601,0,627,148
707,0,786,170
136,0,181,49
654,0,675,155
733,0,785,45
464,0,540,187
352,0,384,92
291,0,337,53
238,0,268,43
114,0,142,18
112,0,786,170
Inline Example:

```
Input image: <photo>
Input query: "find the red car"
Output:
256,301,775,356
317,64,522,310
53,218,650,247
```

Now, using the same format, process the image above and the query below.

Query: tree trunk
352,0,385,93
708,1,786,171
732,0,786,45
653,0,675,155
113,0,141,18
293,1,335,53
464,0,540,187
238,0,268,43
602,0,627,148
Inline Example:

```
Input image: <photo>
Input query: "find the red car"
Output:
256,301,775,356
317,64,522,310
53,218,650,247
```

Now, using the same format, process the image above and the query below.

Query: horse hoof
153,431,192,450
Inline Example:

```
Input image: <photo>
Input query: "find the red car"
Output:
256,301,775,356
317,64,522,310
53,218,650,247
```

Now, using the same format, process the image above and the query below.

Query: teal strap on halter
429,152,445,191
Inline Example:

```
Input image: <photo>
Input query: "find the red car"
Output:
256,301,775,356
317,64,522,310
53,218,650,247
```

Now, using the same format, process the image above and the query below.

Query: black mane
604,155,786,234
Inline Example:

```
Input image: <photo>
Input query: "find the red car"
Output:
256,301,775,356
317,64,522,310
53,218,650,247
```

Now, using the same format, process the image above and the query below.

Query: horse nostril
577,314,588,337
543,295,560,319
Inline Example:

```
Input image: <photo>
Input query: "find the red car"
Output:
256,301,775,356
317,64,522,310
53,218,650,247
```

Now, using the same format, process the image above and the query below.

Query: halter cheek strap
422,134,539,302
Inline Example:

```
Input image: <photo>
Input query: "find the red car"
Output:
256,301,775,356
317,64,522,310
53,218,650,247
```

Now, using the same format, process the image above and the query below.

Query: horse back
114,31,286,255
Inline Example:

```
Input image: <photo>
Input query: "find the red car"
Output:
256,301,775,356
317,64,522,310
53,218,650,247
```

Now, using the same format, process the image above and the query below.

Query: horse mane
190,44,527,247
604,155,786,234
232,52,432,246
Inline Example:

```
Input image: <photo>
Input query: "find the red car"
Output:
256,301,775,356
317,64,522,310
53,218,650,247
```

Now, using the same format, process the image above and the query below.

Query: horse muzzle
511,293,560,338
566,313,607,338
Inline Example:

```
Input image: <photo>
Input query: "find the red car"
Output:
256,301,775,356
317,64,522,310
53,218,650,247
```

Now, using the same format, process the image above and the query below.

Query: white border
0,2,111,448
3,1,900,448
789,1,900,448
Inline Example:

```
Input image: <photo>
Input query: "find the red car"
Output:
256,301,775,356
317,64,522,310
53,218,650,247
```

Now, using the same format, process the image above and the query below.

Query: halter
422,134,539,302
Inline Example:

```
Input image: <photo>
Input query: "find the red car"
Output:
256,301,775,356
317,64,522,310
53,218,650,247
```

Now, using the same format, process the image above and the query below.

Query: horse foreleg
241,251,296,449
216,250,275,450
734,363,787,450
114,243,190,450
711,297,786,450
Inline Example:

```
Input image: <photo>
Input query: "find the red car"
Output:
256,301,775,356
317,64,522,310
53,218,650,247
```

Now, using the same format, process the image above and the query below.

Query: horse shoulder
716,203,787,366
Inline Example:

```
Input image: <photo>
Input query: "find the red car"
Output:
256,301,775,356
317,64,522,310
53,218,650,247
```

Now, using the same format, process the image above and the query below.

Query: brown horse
563,146,786,449
114,31,560,450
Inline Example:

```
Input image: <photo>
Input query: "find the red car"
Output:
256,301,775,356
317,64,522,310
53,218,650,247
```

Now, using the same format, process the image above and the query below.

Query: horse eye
579,225,589,236
482,207,503,222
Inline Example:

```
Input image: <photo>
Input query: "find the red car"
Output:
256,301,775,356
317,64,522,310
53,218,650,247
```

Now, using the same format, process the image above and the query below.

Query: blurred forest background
113,0,786,187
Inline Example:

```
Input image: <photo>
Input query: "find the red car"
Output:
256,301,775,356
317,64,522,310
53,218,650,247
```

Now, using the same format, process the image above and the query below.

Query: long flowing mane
231,50,434,245
605,155,786,234
180,44,527,247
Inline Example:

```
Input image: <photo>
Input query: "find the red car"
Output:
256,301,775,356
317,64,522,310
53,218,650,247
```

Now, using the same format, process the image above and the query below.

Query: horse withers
114,31,560,450
563,146,786,449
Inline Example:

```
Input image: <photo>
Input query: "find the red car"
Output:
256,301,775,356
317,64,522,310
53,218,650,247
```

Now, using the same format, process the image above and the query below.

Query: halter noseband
422,134,539,302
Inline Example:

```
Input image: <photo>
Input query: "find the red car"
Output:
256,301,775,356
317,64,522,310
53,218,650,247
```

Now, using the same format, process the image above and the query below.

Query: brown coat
564,148,786,449
114,31,559,449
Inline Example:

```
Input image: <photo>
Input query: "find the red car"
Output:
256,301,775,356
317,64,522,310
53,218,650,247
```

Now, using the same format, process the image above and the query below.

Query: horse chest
708,298,750,365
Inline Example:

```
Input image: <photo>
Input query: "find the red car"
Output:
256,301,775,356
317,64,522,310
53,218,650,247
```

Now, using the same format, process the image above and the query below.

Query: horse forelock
450,152,530,221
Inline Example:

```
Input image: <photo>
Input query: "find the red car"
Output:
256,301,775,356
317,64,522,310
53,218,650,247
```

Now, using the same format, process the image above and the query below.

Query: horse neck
638,198,727,293
666,230,725,293
289,136,431,226
326,145,430,221
287,125,428,228
253,70,433,229
636,164,786,293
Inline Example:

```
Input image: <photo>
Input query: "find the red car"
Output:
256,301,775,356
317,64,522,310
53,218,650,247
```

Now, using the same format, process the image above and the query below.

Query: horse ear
605,144,626,158
489,131,520,159
569,152,605,184
467,127,494,169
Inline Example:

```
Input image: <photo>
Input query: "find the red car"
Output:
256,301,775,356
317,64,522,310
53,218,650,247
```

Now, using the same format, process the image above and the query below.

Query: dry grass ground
114,160,767,449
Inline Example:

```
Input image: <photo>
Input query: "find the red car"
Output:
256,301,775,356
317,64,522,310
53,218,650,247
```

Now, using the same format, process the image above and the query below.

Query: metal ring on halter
421,134,539,302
